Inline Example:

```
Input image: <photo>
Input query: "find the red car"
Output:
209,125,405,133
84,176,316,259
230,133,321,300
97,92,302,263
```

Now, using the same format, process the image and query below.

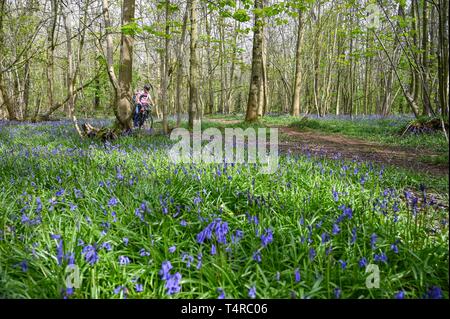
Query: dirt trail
206,118,448,176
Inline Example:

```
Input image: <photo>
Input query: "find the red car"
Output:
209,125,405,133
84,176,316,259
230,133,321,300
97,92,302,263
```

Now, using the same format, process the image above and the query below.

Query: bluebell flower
108,197,118,207
180,220,187,226
252,251,261,263
159,261,173,280
217,288,225,299
139,248,150,256
309,248,316,261
119,255,130,265
261,228,273,247
196,253,203,269
231,229,244,243
114,286,124,295
395,291,405,299
374,252,388,264
169,246,176,253
56,239,64,265
248,285,256,299
332,189,339,202
20,260,28,272
339,260,347,269
370,233,377,250
135,284,143,293
101,242,112,251
123,237,129,246
359,257,368,268
425,286,443,299
165,272,182,295
350,227,357,244
65,253,75,265
332,224,340,235
334,288,341,299
51,234,61,240
321,232,330,244
391,243,399,254
210,244,217,255
82,245,99,265
295,268,301,282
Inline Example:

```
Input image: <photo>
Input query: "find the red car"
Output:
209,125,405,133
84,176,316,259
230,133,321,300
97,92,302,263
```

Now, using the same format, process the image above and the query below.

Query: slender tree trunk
188,0,199,129
176,4,188,126
161,0,170,134
291,9,303,116
245,0,263,122
116,0,135,130
421,0,432,116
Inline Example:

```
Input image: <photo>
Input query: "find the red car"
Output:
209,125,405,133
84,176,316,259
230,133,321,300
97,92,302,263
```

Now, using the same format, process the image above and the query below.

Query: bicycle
136,104,153,130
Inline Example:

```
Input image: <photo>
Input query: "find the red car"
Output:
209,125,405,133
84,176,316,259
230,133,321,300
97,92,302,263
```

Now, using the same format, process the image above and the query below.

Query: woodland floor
206,118,449,177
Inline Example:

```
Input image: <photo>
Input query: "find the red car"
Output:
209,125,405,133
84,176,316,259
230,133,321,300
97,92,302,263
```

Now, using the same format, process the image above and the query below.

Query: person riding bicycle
133,84,154,128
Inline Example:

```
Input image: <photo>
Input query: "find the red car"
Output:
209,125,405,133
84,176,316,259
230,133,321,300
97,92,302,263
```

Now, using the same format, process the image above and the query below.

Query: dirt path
206,118,448,176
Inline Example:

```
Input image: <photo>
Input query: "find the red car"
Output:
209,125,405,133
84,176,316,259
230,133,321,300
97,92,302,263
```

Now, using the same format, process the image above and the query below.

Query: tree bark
245,0,264,122
188,0,199,129
291,9,303,117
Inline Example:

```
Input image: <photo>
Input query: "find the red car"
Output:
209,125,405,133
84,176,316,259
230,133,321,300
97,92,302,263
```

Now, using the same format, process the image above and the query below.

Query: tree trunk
421,0,432,116
176,4,188,126
161,0,170,134
291,9,303,117
188,0,199,129
245,0,264,122
116,0,135,130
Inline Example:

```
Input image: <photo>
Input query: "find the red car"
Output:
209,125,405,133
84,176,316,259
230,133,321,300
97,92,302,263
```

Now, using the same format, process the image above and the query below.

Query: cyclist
133,84,154,128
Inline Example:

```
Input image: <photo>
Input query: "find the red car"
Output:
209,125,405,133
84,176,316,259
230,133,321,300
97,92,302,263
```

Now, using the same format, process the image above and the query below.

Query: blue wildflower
350,227,357,244
295,268,301,282
139,248,150,256
248,286,256,299
82,245,99,265
391,243,399,254
425,286,443,299
20,260,28,272
332,189,339,202
395,291,405,299
217,288,225,299
334,288,341,299
119,255,130,265
101,242,112,251
332,224,340,235
309,248,316,261
123,237,129,246
370,233,377,249
338,260,347,269
196,253,203,269
165,272,182,295
359,257,368,268
261,228,273,247
108,197,118,207
252,251,261,263
135,284,143,293
56,239,64,266
169,246,176,253
159,261,173,280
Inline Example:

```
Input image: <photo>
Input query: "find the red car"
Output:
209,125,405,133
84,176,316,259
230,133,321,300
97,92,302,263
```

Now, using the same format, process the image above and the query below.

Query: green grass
0,120,448,299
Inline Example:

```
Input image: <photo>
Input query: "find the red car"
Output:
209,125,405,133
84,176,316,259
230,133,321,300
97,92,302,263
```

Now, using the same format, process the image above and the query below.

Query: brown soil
206,118,449,177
